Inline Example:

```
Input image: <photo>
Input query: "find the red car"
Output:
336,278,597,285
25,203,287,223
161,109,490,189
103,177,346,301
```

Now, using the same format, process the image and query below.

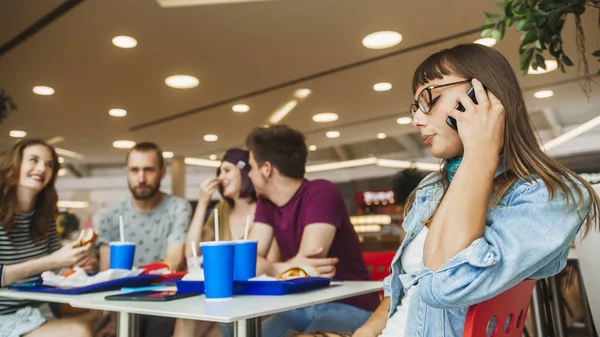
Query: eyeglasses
409,79,471,116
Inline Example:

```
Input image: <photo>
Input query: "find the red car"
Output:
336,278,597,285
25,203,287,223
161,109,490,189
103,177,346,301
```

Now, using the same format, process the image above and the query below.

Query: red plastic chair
463,279,536,337
362,251,396,281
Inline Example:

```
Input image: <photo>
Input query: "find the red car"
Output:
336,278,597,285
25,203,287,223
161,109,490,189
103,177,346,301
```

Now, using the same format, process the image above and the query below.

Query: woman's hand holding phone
446,79,505,159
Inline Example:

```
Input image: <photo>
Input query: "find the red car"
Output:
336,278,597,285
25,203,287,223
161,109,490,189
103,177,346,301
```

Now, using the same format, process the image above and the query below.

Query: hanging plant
481,0,600,95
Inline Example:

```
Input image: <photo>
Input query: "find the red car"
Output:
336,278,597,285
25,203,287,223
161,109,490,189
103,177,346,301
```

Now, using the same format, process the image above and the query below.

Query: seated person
174,148,281,337
245,125,380,337
315,44,600,337
0,139,93,336
95,142,192,337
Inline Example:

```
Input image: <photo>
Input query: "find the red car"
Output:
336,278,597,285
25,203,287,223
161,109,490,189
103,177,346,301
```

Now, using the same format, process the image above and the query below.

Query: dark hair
56,212,80,240
0,138,59,241
407,43,599,235
126,142,164,169
245,125,307,179
217,148,256,206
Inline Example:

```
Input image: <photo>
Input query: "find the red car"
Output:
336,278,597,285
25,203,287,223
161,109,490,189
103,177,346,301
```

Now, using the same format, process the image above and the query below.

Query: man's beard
129,182,160,200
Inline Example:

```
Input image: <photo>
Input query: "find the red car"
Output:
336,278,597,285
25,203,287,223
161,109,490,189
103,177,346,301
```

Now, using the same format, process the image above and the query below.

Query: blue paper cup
109,242,136,270
200,241,235,300
234,240,257,281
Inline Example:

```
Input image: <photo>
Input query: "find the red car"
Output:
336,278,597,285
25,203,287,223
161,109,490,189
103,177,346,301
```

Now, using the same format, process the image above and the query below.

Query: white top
380,227,428,337
67,281,381,323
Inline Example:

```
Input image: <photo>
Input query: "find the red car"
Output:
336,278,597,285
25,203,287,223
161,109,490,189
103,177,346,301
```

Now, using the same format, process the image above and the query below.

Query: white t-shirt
380,227,429,337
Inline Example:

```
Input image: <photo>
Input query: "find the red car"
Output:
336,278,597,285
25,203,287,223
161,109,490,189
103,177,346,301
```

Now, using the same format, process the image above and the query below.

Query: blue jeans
218,302,372,337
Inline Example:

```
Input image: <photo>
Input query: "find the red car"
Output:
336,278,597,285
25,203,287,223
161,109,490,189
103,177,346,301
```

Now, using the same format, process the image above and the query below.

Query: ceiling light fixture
474,37,497,47
112,36,138,48
312,113,339,123
9,130,27,138
112,140,136,149
377,133,386,139
184,157,221,168
57,168,67,177
534,90,554,99
326,131,340,138
232,104,250,113
528,60,558,74
165,75,199,89
307,157,378,173
269,100,298,124
58,157,65,164
32,86,55,96
203,134,218,142
362,31,402,49
57,200,90,209
397,117,412,125
542,115,600,151
55,148,84,159
162,151,174,158
308,145,317,151
109,108,127,117
294,88,312,98
373,82,392,92
209,154,218,160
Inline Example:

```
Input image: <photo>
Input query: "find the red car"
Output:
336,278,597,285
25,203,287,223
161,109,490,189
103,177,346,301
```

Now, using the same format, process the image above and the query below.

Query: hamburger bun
76,228,98,247
276,267,310,280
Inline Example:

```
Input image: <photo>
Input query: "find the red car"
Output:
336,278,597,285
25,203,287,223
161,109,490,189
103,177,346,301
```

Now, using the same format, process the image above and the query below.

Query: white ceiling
1,0,599,168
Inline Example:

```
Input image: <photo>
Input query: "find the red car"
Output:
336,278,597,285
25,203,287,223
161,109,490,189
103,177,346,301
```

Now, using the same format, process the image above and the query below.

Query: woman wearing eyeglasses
328,44,600,337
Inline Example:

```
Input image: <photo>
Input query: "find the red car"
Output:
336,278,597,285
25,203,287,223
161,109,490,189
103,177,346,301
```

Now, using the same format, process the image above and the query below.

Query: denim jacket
382,164,592,336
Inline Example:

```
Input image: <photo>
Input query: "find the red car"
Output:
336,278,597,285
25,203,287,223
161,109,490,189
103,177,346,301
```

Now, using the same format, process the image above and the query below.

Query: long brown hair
405,44,599,235
0,139,60,241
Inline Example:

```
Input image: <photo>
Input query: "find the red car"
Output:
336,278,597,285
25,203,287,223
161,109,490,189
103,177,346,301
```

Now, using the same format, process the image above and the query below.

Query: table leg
530,282,548,337
235,318,261,337
549,275,567,337
117,312,139,337
577,264,597,337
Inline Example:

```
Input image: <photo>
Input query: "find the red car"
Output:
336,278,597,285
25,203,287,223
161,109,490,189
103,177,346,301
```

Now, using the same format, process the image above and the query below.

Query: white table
69,281,382,337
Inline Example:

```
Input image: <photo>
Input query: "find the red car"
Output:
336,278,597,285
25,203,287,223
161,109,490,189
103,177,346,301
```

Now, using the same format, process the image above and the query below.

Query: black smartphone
105,290,201,302
446,86,483,132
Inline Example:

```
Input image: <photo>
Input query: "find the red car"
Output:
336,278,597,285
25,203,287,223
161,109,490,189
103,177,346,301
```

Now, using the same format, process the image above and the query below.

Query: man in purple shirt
246,125,380,337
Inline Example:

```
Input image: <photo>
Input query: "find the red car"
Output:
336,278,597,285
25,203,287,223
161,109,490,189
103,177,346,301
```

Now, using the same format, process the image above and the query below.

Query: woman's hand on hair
446,78,505,160
49,241,91,269
198,177,220,205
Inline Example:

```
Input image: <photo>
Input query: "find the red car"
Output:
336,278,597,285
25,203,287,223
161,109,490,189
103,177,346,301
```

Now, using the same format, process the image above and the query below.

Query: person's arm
95,207,117,272
99,244,110,271
249,222,276,276
186,178,220,257
353,297,390,337
164,200,193,271
266,238,281,263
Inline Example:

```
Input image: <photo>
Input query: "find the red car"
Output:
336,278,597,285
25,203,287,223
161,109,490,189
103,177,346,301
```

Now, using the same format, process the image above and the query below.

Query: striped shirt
0,211,60,315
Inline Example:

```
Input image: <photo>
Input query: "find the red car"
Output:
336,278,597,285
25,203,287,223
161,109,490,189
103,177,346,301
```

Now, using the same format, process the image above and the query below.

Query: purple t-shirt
255,179,380,312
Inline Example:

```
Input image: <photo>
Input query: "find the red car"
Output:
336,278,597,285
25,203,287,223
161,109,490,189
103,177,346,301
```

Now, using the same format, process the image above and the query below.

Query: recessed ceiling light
162,151,174,158
534,90,554,99
165,75,199,89
373,82,392,92
397,117,412,125
9,130,27,138
362,31,402,49
295,88,312,98
204,134,218,142
209,154,218,160
474,37,497,47
58,168,67,177
326,131,340,139
528,60,558,74
112,140,136,149
377,133,387,139
32,86,54,96
112,36,138,49
313,113,339,123
232,104,250,113
109,108,127,117
58,157,65,164
308,145,317,151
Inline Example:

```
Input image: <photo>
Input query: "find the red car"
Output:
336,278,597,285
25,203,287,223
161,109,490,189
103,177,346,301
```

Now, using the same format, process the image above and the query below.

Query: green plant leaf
520,48,535,70
517,19,528,30
592,49,600,57
485,11,502,18
497,2,506,11
535,54,547,69
506,16,515,26
491,29,502,41
558,61,566,73
481,29,493,38
521,31,538,46
563,55,574,66
512,9,526,16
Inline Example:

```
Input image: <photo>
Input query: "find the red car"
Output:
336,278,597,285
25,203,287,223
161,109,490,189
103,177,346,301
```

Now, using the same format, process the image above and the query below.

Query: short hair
126,142,164,169
245,125,307,179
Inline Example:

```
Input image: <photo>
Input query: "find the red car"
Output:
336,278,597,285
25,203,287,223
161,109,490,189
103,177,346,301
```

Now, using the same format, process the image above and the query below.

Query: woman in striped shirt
0,139,93,336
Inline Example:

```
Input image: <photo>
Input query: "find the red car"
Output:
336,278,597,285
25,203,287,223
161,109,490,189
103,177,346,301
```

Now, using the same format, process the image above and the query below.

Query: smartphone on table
105,290,201,302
